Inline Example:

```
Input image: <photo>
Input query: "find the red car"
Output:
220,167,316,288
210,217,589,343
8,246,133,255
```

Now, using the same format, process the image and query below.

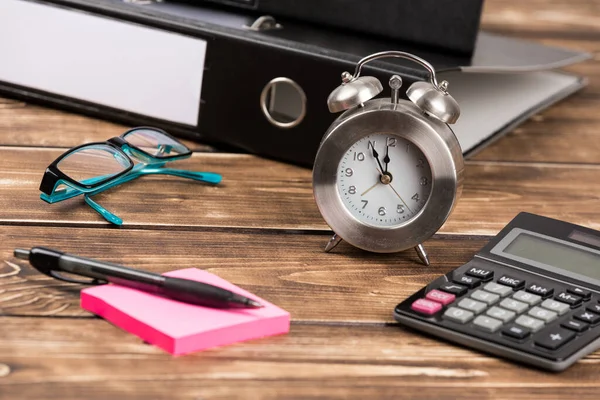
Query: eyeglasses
39,127,222,225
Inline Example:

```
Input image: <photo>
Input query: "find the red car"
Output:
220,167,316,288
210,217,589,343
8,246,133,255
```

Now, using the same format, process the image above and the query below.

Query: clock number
345,168,353,177
412,193,419,202
367,141,376,151
397,205,405,214
406,143,410,153
416,158,425,168
420,177,428,186
361,200,368,209
348,186,356,194
378,207,386,216
353,152,365,161
386,137,396,147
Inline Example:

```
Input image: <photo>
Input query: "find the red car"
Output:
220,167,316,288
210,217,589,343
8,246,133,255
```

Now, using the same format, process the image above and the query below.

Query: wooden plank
7,88,600,165
1,317,599,400
0,148,598,234
0,97,211,151
3,86,599,165
482,0,600,36
0,225,481,321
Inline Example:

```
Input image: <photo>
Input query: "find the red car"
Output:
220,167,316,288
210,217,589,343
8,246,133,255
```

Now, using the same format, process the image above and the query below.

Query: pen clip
48,270,108,285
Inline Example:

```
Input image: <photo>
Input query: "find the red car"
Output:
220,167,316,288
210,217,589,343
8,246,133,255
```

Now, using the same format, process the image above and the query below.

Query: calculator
393,212,600,371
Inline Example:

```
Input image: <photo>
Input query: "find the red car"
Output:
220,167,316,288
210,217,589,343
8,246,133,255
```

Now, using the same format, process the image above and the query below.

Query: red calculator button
426,289,456,305
411,299,443,315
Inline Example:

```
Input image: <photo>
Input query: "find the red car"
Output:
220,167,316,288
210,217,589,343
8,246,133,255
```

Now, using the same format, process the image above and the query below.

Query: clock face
337,133,433,227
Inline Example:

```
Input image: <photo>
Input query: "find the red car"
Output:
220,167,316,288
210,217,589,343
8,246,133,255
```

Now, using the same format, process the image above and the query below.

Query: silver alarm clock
313,51,464,265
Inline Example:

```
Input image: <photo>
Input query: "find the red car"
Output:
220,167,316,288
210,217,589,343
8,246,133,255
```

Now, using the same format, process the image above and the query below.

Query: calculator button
453,274,481,289
411,299,443,315
486,306,516,323
513,290,542,306
473,315,503,332
561,319,590,333
534,327,576,350
439,283,468,296
567,287,591,300
457,298,487,314
497,275,525,290
528,306,558,323
470,290,500,305
443,307,474,324
526,283,554,299
586,304,600,314
540,299,570,316
555,292,583,307
502,324,531,340
573,310,600,325
466,267,494,281
500,298,529,314
515,315,545,332
483,282,513,297
425,290,456,305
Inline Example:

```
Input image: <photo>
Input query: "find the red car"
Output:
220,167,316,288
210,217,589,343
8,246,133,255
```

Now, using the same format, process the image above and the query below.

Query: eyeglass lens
57,144,132,185
123,128,189,158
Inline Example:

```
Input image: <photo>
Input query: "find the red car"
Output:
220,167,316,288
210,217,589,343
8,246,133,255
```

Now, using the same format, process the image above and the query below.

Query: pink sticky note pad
80,268,290,355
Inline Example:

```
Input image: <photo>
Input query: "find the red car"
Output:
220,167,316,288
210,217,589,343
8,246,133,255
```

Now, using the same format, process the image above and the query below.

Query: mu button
465,267,494,281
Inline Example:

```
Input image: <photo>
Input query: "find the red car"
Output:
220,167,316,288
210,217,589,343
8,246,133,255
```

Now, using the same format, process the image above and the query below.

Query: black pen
14,247,263,309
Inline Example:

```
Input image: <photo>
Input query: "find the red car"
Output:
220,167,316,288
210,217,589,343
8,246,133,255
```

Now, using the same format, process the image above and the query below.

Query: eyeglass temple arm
88,165,222,196
84,195,124,225
135,167,222,182
44,165,222,204
80,166,221,226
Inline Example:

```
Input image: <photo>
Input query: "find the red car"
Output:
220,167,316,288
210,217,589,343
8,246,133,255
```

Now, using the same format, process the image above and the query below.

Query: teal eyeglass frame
39,127,222,225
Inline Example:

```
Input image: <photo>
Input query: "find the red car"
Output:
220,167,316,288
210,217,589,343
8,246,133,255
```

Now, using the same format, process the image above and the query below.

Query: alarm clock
312,51,464,265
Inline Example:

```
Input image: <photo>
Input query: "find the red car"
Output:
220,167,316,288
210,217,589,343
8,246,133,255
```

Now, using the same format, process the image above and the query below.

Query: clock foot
414,244,430,266
324,233,343,252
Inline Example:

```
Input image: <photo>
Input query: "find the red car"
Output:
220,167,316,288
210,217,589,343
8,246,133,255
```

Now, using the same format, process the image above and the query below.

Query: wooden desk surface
1,1,600,398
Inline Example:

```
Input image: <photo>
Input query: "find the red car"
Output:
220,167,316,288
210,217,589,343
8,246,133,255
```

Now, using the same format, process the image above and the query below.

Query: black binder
0,0,590,167
193,0,485,54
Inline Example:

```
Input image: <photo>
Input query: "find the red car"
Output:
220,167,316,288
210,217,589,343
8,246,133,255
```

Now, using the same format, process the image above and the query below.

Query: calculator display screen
495,229,600,283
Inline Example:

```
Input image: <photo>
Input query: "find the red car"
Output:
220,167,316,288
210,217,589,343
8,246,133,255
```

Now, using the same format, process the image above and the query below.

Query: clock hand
388,183,413,213
383,145,390,174
370,145,386,175
361,181,379,196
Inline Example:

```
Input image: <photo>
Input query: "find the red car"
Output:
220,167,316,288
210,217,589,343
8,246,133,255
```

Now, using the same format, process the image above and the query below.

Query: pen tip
13,249,30,260
247,299,264,308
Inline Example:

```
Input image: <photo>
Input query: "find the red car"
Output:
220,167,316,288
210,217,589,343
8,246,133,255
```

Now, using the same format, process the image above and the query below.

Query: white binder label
0,0,207,126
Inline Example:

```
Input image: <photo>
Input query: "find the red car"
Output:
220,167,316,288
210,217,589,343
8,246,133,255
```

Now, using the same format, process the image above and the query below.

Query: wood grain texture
1,0,600,397
1,317,599,400
0,225,481,321
482,0,600,36
0,147,598,234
